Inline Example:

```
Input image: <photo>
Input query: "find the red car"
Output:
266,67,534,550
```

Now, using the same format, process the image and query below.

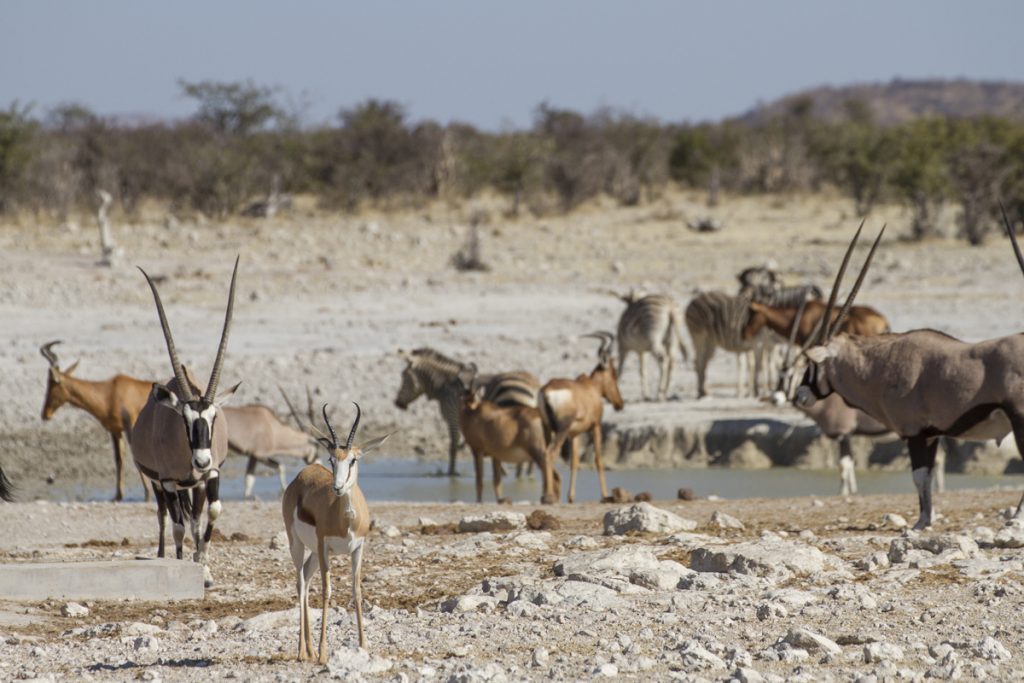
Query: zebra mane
407,348,471,392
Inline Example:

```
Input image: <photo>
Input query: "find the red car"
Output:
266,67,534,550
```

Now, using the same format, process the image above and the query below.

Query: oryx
129,257,240,585
796,217,1024,530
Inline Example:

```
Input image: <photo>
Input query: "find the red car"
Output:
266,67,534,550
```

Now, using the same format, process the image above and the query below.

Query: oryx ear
64,360,80,375
357,433,392,457
152,383,183,413
215,382,242,406
805,346,834,364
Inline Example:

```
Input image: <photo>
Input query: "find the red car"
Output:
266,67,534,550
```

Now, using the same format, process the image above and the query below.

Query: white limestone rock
602,502,697,535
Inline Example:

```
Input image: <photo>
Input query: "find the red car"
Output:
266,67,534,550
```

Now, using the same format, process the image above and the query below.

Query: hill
741,78,1024,126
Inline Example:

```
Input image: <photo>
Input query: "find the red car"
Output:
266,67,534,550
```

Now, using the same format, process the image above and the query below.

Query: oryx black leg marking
908,435,939,530
151,481,168,558
204,472,221,545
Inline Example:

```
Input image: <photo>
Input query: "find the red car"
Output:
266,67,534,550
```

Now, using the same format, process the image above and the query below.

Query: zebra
394,348,539,476
613,291,689,401
737,263,823,308
736,263,779,293
684,291,776,399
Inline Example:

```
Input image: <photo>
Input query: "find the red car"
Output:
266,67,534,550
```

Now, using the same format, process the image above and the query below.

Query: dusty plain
3,192,1024,681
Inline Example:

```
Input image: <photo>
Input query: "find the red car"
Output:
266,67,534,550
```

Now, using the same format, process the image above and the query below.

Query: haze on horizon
2,0,1022,129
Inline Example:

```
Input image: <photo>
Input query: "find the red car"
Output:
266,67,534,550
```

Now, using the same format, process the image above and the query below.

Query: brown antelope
742,299,890,346
538,331,624,503
221,403,317,498
394,348,539,476
39,341,153,501
282,404,389,663
129,258,240,585
458,372,561,504
796,216,1024,530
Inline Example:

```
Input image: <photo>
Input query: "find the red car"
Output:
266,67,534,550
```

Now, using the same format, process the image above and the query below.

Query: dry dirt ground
3,192,1024,680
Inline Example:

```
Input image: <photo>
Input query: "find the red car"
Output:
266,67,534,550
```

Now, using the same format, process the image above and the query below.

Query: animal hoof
202,565,214,588
497,497,511,505
540,494,556,505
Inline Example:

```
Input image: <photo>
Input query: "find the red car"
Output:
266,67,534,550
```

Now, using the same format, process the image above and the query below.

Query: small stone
973,636,1011,662
603,502,697,535
677,488,697,501
785,627,842,656
457,511,526,533
733,667,766,683
710,510,745,530
61,602,89,618
864,641,904,663
594,663,618,677
132,635,160,653
269,531,289,550
532,647,549,667
381,525,401,538
439,595,498,613
881,513,908,530
527,509,560,531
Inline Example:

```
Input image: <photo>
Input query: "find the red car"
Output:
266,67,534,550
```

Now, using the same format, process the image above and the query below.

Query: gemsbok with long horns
222,400,318,499
796,215,1024,530
129,258,240,584
40,341,153,501
282,403,389,663
539,331,624,503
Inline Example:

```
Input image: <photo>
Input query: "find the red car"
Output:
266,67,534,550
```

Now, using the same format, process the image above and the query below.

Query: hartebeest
283,404,389,663
222,403,317,498
796,217,1024,529
129,258,240,584
742,299,890,346
539,331,625,503
40,341,153,501
458,373,561,504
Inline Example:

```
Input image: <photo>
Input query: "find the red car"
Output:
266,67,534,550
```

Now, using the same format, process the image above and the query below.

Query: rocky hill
741,78,1024,126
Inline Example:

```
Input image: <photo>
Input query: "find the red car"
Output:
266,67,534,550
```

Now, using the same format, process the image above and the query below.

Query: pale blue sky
2,1,1022,129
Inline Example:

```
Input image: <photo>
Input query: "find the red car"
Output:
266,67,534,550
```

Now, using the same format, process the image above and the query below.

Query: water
105,457,1021,504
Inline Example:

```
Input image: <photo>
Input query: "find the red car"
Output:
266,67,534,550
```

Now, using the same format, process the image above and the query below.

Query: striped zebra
613,292,689,401
743,283,824,308
684,291,775,398
394,348,539,476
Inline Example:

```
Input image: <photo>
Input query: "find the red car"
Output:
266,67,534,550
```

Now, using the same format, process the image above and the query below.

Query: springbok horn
829,226,885,341
781,296,808,369
40,340,62,367
139,267,194,402
322,403,339,446
345,402,361,451
819,219,866,343
205,255,240,402
1000,203,1024,279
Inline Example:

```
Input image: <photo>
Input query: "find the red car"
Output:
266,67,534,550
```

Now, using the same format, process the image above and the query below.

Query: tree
813,99,892,216
179,79,285,135
888,119,952,239
0,102,38,212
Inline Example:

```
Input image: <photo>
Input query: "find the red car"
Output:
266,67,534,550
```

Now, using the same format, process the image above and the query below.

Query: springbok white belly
952,408,1012,442
292,509,363,556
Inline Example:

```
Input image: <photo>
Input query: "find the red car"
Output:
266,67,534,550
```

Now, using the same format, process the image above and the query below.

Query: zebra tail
671,308,690,361
0,464,14,502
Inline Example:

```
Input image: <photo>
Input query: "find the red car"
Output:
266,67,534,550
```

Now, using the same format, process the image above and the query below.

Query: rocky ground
3,491,1024,681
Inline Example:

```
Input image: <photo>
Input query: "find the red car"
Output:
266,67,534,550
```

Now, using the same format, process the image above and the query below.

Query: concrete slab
0,559,204,601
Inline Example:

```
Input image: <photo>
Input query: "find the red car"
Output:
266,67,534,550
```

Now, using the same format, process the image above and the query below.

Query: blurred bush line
3,81,1024,244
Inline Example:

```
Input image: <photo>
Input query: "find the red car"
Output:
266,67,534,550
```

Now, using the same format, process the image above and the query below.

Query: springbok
611,290,689,401
0,464,13,502
222,403,317,498
129,258,240,584
283,403,389,663
394,348,539,475
796,216,1024,530
539,331,624,503
458,373,560,504
40,341,153,501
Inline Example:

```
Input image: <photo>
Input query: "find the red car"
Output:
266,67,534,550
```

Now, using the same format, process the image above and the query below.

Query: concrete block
0,559,204,601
